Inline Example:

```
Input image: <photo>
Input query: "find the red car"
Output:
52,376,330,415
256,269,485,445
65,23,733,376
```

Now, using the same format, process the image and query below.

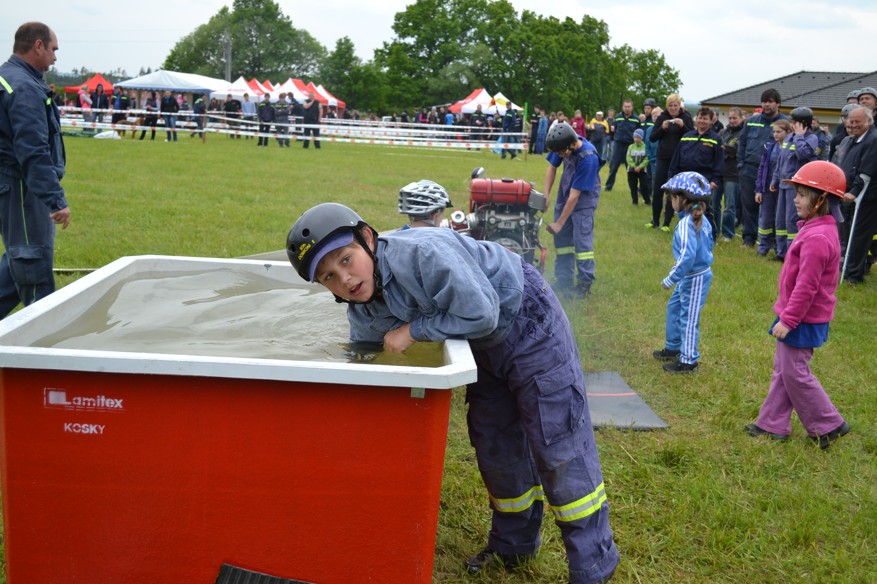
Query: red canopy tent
63,73,114,95
246,78,266,95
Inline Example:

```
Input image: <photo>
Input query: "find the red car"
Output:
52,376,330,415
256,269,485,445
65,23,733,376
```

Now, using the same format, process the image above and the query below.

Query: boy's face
315,232,376,302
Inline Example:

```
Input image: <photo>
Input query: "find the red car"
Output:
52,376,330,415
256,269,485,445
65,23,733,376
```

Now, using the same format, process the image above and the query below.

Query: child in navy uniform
652,172,714,373
287,201,619,584
746,161,851,449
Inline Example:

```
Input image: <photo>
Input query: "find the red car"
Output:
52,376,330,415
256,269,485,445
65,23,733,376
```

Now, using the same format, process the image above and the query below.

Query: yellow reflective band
747,122,764,128
776,229,788,237
758,227,773,235
576,251,595,260
490,485,545,514
45,97,51,105
872,234,877,241
556,246,575,255
787,232,796,240
550,482,607,523
0,75,12,94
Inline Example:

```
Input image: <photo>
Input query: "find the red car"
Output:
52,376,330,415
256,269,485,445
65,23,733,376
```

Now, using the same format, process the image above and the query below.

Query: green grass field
2,133,876,583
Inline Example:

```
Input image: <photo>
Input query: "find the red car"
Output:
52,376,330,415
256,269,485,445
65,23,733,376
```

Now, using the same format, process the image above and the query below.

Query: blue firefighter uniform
769,131,818,259
546,140,601,293
604,112,640,191
346,227,619,584
737,111,789,245
669,129,724,184
662,210,714,366
0,54,68,318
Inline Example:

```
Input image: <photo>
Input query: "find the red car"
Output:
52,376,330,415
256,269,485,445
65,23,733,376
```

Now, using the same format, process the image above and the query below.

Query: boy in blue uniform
287,202,619,584
543,122,602,298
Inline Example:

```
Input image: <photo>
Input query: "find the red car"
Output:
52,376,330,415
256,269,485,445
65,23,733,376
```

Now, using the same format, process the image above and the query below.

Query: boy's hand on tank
384,323,416,353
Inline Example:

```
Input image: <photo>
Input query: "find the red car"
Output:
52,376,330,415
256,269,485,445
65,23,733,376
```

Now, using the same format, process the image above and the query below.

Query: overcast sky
4,0,877,104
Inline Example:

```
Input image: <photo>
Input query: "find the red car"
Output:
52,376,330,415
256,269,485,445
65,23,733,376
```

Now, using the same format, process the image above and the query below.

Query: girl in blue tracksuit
287,201,619,584
652,172,714,373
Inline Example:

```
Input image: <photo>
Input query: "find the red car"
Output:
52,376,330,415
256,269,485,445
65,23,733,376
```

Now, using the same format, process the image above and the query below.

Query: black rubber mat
214,563,314,584
585,371,669,430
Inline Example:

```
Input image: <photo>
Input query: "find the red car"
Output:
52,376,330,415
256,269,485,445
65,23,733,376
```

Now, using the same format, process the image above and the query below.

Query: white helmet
398,180,452,217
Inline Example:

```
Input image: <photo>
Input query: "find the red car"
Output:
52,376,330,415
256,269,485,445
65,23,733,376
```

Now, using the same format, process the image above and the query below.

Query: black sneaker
663,360,698,373
575,282,592,298
744,423,789,441
464,547,531,574
652,348,681,361
810,420,851,450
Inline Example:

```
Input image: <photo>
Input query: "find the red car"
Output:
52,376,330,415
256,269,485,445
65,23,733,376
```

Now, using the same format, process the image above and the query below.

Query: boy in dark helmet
287,201,619,584
543,121,602,298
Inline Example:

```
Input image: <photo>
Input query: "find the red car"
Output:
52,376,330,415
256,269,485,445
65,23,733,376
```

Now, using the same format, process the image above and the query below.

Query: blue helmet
661,171,711,203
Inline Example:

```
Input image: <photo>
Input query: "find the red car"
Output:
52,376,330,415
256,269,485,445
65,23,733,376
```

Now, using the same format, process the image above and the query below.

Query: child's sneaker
744,423,789,441
660,225,671,233
663,360,698,373
809,420,851,450
652,348,681,361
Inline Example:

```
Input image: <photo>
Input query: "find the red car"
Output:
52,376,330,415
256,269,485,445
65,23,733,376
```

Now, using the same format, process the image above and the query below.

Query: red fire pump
443,167,548,270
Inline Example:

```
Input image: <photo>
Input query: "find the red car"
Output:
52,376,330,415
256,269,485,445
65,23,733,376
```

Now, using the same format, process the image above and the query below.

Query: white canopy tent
116,70,228,94
211,76,262,100
273,78,308,103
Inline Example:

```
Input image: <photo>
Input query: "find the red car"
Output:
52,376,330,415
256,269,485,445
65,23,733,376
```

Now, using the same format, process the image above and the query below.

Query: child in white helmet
397,179,452,228
652,171,714,373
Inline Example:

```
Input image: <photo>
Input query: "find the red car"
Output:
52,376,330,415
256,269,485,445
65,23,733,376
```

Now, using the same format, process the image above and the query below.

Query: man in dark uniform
604,99,640,191
0,21,72,318
528,105,542,154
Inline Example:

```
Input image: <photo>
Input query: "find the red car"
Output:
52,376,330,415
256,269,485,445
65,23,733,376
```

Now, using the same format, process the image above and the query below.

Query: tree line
70,0,684,117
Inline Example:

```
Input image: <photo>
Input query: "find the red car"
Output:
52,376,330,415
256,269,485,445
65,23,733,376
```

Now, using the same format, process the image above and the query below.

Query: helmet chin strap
331,227,383,305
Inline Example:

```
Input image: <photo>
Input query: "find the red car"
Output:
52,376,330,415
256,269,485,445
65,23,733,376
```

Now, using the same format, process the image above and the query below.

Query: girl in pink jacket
745,161,850,450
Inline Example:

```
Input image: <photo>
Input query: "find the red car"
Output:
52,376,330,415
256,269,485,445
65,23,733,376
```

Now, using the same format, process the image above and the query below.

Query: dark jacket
91,88,110,111
669,129,724,184
649,111,695,160
613,113,640,144
160,95,179,114
719,124,744,181
258,100,275,123
839,127,877,201
737,111,789,174
0,54,67,211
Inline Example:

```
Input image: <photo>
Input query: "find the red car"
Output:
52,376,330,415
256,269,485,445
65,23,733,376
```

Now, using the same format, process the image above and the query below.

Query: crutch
842,173,870,278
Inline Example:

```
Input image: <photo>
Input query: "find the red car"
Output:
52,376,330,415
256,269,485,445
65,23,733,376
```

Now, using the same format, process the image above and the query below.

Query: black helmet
789,106,813,128
643,98,657,107
545,122,578,153
287,203,367,282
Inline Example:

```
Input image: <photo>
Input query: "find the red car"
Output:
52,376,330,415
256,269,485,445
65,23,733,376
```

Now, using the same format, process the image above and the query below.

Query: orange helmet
783,160,846,198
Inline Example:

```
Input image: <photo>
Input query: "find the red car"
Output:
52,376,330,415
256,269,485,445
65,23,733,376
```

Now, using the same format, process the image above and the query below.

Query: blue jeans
163,114,177,141
712,180,739,239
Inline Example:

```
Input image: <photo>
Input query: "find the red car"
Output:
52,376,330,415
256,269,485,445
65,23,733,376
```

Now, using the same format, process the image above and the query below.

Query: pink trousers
756,341,844,437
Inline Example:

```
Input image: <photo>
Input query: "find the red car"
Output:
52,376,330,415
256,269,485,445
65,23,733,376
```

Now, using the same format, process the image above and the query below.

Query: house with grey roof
701,70,877,130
